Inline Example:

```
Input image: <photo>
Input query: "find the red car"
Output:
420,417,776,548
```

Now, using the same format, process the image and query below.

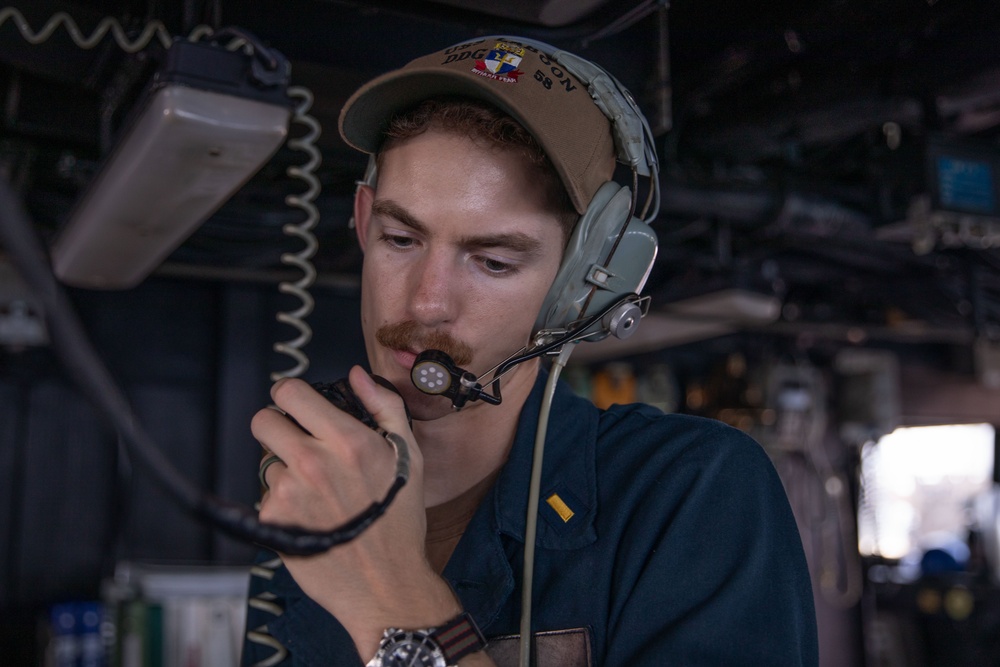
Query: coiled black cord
0,179,408,556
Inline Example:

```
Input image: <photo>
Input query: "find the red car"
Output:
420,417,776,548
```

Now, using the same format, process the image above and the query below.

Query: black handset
310,375,411,430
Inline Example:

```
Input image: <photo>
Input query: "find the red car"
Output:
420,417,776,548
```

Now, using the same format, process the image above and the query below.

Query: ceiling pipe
651,3,672,136
658,180,778,222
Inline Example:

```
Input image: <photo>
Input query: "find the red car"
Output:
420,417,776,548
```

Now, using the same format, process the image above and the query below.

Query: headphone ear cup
534,182,658,336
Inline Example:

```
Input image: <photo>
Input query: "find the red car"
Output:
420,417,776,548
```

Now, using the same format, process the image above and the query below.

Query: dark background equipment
2,1,1000,666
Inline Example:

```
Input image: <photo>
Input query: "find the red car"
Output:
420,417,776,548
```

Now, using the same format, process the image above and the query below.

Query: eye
479,256,520,276
378,231,415,250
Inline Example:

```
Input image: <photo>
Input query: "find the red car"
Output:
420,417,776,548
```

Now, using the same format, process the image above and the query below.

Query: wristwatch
366,611,487,667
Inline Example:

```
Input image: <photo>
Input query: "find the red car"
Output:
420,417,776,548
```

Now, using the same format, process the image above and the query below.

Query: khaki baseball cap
338,36,616,215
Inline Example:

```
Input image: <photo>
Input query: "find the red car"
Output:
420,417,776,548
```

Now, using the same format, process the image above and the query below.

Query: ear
353,184,375,252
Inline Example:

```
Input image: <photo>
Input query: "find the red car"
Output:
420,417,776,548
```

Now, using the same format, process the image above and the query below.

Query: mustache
375,321,474,367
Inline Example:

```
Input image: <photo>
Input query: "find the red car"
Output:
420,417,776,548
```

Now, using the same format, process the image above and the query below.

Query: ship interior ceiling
1,0,1000,665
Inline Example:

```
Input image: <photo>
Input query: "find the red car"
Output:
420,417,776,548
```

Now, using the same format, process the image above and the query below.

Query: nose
407,248,458,327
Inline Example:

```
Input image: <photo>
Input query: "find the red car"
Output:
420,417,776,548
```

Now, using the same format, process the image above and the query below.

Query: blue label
937,156,996,213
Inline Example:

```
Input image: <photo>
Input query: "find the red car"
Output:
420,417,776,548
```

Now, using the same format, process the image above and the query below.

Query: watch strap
432,611,487,665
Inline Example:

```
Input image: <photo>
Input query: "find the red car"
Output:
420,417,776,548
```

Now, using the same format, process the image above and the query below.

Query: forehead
373,129,566,240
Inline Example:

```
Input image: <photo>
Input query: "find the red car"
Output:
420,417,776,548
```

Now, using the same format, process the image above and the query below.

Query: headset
356,36,662,410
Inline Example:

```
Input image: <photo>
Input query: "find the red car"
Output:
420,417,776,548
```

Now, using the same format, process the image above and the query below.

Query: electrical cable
248,83,323,667
0,8,417,665
518,345,575,667
0,9,329,662
0,178,411,556
0,9,297,664
245,555,291,667
270,85,321,383
0,10,412,557
0,6,172,51
474,292,647,406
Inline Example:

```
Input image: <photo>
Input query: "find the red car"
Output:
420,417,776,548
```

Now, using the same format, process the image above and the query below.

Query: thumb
348,365,411,436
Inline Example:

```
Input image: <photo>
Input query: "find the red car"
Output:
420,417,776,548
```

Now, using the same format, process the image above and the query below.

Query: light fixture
52,36,292,289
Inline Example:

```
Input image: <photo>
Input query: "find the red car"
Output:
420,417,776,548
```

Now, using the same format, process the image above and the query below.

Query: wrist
366,610,488,667
353,573,463,659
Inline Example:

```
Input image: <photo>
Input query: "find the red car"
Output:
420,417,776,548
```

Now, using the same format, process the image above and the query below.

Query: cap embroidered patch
545,493,575,523
339,36,619,215
473,42,524,83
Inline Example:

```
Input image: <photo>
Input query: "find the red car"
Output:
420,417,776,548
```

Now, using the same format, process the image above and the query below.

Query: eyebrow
371,198,545,256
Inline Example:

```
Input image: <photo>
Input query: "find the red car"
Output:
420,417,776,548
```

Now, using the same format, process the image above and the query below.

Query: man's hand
253,365,461,660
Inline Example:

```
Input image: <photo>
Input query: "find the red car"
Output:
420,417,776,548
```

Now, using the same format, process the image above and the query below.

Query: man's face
353,128,566,420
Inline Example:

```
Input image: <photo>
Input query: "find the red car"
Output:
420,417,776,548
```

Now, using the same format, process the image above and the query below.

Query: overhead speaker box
52,38,292,289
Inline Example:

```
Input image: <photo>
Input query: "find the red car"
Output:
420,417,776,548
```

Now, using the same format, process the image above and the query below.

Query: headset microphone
411,350,501,409
412,291,650,410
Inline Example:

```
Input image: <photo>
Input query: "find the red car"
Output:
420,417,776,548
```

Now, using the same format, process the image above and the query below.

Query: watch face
380,630,448,667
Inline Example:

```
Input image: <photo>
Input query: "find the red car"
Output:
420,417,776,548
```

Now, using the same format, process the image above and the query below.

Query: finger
348,365,411,436
250,404,315,461
270,378,364,442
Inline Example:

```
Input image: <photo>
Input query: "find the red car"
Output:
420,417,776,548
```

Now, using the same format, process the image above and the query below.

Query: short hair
375,97,578,240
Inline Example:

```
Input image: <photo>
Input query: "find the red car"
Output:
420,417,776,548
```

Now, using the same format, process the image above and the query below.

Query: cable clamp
586,263,625,291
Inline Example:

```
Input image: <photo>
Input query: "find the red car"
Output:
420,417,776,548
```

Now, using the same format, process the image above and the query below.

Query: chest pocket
485,628,592,667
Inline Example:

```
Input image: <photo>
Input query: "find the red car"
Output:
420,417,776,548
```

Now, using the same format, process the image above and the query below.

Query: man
244,36,817,667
